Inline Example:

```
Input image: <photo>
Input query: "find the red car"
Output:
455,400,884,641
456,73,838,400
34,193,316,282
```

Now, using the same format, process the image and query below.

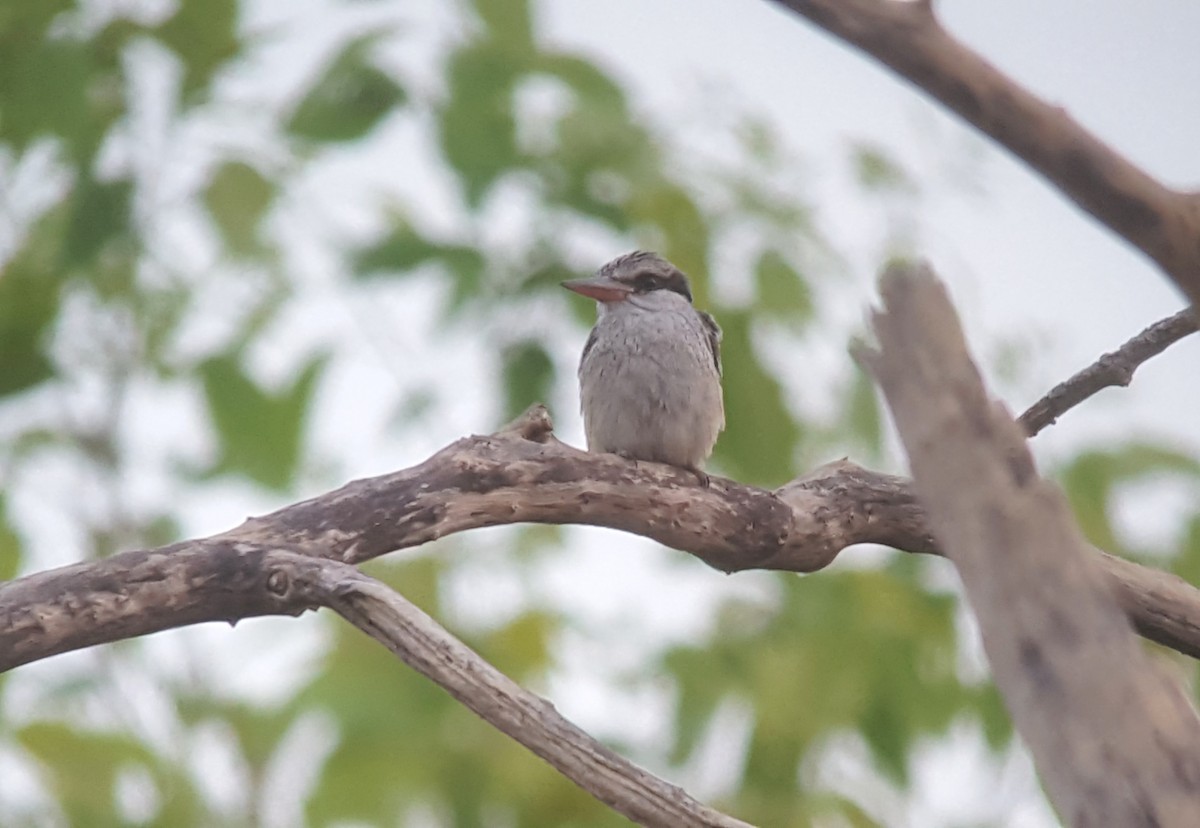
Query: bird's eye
633,273,657,292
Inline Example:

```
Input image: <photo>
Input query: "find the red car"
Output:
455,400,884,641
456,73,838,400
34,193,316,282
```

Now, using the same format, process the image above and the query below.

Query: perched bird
562,251,724,478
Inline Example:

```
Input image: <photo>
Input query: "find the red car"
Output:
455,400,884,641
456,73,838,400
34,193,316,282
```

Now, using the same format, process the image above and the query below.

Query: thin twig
1019,308,1198,436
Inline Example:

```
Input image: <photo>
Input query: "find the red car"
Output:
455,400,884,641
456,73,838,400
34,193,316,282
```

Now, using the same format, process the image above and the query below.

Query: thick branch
1019,307,1198,436
273,555,753,828
767,0,1200,305
0,540,312,670
5,405,1200,670
859,261,1200,827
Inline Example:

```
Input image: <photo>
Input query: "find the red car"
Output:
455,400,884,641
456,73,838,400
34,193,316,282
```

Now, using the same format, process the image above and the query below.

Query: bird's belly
580,350,722,468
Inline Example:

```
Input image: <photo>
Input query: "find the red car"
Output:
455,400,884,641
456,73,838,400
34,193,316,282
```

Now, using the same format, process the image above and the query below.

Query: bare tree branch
858,260,1200,827
2,546,750,826
1019,308,1199,436
260,554,752,828
0,541,311,670
766,0,1200,306
5,405,1200,671
3,297,1200,824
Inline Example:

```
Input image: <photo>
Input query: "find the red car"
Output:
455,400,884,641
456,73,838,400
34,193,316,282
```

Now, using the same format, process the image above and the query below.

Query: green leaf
438,42,523,203
0,494,22,581
471,0,534,52
843,363,883,461
287,36,406,143
754,249,813,326
537,53,627,112
1174,515,1200,588
475,609,560,678
1060,443,1200,554
156,0,239,100
0,0,74,49
352,223,487,315
0,32,87,155
625,184,710,291
851,141,916,194
668,566,971,820
301,558,453,824
200,352,327,491
0,205,68,396
517,259,577,307
712,310,801,484
441,248,491,314
204,161,275,256
175,695,295,783
17,722,153,823
974,682,1013,751
302,557,607,826
0,4,128,163
524,55,657,230
500,340,554,421
62,175,133,268
352,222,446,274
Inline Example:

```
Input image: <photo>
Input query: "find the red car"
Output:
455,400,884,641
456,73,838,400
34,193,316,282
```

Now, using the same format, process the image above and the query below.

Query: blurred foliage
204,162,275,258
199,351,328,492
286,35,407,144
1060,442,1200,557
851,141,917,196
0,0,1197,827
0,496,21,582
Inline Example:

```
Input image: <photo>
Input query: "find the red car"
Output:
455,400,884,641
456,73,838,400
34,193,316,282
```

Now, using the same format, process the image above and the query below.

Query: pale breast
579,303,724,468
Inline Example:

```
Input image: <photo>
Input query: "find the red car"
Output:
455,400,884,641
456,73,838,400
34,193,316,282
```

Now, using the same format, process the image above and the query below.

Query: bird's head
561,251,694,305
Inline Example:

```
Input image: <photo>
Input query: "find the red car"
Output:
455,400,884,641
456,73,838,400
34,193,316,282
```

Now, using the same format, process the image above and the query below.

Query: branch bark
766,0,1200,306
858,260,1200,827
1018,307,1198,436
0,540,310,670
0,291,1196,825
5,402,1200,671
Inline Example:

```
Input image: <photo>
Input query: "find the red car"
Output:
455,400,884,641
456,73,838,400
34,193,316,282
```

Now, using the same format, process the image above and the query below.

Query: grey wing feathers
580,325,601,366
699,311,722,376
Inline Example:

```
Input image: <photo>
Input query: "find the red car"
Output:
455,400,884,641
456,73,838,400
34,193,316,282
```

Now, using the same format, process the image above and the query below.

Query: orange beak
561,274,633,303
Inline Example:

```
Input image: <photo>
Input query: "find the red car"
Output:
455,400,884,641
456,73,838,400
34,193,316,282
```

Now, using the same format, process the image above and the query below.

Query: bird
561,251,724,481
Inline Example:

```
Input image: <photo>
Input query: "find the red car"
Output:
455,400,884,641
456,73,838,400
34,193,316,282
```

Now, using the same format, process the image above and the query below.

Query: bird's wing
699,310,722,376
580,324,601,367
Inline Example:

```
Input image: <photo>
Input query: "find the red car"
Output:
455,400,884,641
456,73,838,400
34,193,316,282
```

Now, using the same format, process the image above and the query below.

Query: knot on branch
265,568,289,596
499,404,555,443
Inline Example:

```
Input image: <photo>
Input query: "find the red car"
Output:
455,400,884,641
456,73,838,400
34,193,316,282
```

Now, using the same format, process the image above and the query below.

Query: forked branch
4,397,1200,672
0,270,1195,824
277,553,754,828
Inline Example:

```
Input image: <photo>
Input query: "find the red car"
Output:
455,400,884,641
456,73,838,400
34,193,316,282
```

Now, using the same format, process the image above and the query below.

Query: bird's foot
612,449,641,469
609,450,710,487
683,464,711,488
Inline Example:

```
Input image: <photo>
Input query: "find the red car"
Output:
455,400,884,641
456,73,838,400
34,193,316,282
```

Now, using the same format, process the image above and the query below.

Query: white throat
599,289,692,318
